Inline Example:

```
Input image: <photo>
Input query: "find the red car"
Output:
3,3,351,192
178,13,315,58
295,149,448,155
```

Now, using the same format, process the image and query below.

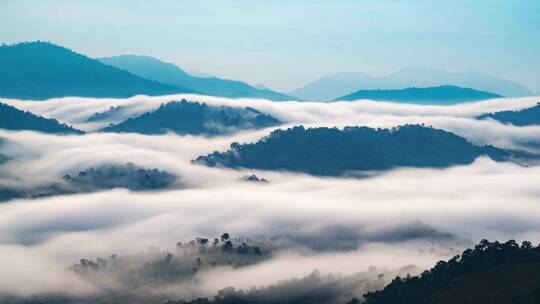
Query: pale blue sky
1,0,539,92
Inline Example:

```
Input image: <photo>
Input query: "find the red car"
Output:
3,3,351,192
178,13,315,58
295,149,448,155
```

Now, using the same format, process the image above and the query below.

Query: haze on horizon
0,0,539,92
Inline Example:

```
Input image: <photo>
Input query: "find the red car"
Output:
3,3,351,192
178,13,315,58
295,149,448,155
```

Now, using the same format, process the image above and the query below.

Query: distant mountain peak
0,41,188,100
100,54,295,101
290,68,532,101
99,54,191,80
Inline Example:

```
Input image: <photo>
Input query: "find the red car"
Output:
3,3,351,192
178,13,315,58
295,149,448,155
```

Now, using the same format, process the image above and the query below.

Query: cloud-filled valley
1,94,540,303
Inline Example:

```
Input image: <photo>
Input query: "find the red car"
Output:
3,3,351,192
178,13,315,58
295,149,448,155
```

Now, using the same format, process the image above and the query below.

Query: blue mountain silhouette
477,103,540,126
336,85,501,104
99,55,294,101
0,42,189,100
290,68,531,101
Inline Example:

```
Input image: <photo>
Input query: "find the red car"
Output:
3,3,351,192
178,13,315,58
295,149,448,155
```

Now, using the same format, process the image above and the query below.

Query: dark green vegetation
477,102,540,126
86,105,125,122
0,163,177,202
99,55,294,101
101,100,281,136
364,240,540,304
5,239,540,304
167,241,540,304
62,163,177,191
0,234,269,304
336,85,501,104
195,125,513,176
240,174,269,183
0,102,83,134
166,272,379,304
71,233,266,294
0,42,187,100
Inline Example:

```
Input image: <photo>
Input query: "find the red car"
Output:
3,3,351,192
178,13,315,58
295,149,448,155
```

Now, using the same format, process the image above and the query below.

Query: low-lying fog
1,94,539,301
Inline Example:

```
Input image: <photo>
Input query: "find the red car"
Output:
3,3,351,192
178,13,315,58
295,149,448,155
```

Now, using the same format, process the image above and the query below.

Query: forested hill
477,102,540,126
0,42,187,100
364,240,540,304
194,125,512,176
0,103,83,134
336,85,501,104
101,100,281,136
0,163,177,202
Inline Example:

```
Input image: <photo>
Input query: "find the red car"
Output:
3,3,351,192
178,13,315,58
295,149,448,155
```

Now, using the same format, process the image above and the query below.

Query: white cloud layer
0,94,540,299
3,94,540,151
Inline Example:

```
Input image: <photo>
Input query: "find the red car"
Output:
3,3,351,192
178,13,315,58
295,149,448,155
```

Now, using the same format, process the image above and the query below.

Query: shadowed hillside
101,100,281,136
477,103,540,126
194,125,513,176
0,42,188,99
364,240,540,304
0,102,83,134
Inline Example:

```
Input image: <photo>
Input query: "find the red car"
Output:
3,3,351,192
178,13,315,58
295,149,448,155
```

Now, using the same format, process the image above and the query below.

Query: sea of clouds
1,94,540,301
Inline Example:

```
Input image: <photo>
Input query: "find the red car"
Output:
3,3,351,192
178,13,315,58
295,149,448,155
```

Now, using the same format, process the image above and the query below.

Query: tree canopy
195,124,512,176
101,100,281,136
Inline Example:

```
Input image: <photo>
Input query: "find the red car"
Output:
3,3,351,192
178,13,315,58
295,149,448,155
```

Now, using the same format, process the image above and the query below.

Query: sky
0,0,539,92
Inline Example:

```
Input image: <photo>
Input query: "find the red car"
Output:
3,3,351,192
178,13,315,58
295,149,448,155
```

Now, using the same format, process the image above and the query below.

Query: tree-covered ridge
62,163,177,191
0,163,177,202
0,102,83,134
86,105,125,122
194,125,511,176
71,233,267,291
101,100,282,136
240,174,269,183
0,41,187,100
477,102,540,126
336,85,501,104
364,240,540,304
166,271,384,304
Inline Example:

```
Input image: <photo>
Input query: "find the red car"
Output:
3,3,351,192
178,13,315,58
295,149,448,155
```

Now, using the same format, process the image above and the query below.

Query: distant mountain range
101,100,281,136
0,42,187,100
0,102,83,134
0,41,293,101
1,41,533,102
336,85,501,104
477,103,540,126
194,125,521,176
99,55,294,101
290,68,533,101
